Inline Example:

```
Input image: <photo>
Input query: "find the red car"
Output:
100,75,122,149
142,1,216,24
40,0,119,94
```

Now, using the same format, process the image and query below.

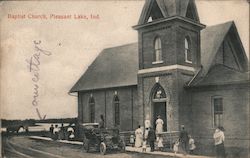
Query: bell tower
134,0,205,131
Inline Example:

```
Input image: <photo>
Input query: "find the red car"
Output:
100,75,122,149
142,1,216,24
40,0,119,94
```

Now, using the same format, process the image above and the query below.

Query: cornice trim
138,65,196,74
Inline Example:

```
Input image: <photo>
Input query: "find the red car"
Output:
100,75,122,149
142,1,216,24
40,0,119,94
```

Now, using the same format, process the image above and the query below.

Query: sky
0,0,249,120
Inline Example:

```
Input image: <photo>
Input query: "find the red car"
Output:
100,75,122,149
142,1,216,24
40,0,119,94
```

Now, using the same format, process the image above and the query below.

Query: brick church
70,0,249,156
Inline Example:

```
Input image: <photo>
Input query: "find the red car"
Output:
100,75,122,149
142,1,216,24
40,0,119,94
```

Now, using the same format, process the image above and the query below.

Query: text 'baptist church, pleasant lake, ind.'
7,13,99,20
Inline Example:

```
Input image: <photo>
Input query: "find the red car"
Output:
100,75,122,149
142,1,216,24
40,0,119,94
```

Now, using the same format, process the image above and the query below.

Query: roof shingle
70,43,138,92
200,21,233,76
189,64,249,87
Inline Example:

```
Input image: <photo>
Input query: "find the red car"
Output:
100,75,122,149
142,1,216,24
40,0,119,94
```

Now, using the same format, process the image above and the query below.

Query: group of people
134,125,161,152
134,115,167,152
133,115,197,155
173,125,196,156
49,123,75,140
133,115,226,158
46,114,226,157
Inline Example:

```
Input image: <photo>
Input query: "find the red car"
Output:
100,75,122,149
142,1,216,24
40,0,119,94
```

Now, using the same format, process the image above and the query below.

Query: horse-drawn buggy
79,123,125,155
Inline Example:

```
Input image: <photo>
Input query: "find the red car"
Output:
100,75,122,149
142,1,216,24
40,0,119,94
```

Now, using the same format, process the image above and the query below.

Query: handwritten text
26,40,52,119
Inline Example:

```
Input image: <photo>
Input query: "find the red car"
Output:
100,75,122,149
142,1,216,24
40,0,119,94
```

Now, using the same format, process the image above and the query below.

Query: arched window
154,37,162,62
114,95,120,126
152,83,166,100
89,96,95,123
185,37,192,63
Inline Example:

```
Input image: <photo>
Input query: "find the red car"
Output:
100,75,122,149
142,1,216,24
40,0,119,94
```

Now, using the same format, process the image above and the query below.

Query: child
67,126,75,140
130,135,135,147
53,124,59,140
173,140,179,156
157,134,164,151
189,135,196,154
142,138,147,152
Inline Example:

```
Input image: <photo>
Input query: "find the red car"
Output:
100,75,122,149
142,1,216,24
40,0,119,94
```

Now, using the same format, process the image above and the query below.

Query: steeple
135,0,203,29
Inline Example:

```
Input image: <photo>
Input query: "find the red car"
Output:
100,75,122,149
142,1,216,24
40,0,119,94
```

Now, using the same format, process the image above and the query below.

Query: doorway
153,101,167,131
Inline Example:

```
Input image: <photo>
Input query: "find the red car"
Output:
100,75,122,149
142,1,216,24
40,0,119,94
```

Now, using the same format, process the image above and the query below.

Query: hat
218,126,225,131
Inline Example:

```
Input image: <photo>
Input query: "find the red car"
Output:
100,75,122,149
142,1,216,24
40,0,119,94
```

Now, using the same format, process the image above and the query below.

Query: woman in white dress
155,115,164,134
135,125,143,147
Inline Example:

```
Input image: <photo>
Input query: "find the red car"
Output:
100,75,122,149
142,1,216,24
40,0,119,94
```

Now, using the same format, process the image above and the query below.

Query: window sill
185,60,193,64
152,60,164,64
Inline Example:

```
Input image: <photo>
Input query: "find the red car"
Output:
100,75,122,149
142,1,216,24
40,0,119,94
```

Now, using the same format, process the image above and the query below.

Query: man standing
49,124,54,138
147,127,156,152
179,125,189,155
213,126,226,158
99,114,105,129
60,123,65,140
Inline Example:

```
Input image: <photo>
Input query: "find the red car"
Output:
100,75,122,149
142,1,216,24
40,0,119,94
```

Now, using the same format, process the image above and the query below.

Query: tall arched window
154,37,162,62
185,37,192,63
114,95,120,126
89,96,95,123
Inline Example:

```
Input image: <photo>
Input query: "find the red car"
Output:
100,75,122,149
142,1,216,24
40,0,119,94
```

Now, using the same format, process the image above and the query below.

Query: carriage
80,123,125,155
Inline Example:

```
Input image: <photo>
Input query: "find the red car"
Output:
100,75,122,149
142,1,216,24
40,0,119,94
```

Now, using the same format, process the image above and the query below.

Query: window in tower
153,37,163,64
185,37,192,63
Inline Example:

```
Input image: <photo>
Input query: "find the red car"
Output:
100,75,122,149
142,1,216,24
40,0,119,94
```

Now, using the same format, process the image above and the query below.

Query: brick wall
175,21,201,67
177,70,194,132
138,20,202,70
190,85,250,157
139,22,175,69
78,86,139,131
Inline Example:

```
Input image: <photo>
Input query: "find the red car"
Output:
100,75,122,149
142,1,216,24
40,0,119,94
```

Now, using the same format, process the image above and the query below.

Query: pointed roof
200,21,232,76
138,0,200,25
200,21,248,76
70,43,138,92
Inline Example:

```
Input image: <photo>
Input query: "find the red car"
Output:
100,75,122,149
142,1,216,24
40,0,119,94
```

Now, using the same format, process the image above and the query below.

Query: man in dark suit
179,125,189,155
147,127,156,152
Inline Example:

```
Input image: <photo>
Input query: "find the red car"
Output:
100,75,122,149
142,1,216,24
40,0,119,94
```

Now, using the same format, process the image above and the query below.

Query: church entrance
153,101,167,131
151,83,167,131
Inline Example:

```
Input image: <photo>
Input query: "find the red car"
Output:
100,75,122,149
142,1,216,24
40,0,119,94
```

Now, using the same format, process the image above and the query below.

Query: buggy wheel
83,139,89,152
119,140,126,152
100,142,106,155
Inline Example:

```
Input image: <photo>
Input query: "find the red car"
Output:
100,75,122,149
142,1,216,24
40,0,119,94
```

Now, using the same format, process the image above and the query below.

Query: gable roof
70,43,138,92
200,21,233,76
189,64,249,87
138,0,199,25
70,21,249,92
199,21,248,76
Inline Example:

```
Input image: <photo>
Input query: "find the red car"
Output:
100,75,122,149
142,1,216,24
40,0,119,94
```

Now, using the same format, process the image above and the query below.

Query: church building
70,0,249,156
